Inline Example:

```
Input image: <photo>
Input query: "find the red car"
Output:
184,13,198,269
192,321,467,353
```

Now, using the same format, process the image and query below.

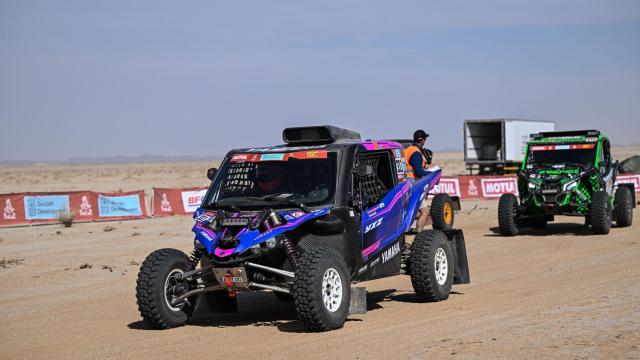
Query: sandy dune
1,147,639,359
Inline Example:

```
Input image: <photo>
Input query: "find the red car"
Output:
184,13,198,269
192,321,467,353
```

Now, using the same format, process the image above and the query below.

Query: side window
603,139,611,163
352,151,395,210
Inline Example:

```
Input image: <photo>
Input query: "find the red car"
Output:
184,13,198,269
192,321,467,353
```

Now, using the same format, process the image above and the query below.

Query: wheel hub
434,248,448,286
164,269,185,312
322,268,343,312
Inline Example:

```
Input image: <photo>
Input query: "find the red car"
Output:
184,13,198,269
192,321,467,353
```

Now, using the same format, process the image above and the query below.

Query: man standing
403,129,433,232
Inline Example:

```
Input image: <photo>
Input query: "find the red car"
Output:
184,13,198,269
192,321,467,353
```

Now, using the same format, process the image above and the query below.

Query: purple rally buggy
136,126,470,331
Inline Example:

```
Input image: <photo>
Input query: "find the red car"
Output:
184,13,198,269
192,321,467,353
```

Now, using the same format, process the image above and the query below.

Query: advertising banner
96,191,147,220
152,187,207,216
616,174,640,189
0,190,147,227
24,195,70,220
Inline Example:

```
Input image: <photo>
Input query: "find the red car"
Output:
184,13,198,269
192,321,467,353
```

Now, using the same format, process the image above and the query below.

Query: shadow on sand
128,289,410,333
486,221,602,237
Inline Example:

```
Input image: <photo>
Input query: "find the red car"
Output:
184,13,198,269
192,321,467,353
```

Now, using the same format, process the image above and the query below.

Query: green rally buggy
498,130,635,235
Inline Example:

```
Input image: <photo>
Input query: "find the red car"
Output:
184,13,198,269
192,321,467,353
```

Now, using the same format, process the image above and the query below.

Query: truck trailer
464,119,555,175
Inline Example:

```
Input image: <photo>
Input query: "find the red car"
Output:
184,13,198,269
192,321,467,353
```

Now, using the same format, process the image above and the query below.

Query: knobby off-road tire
136,248,194,329
614,187,633,227
591,191,612,235
430,193,454,230
292,247,351,332
409,230,454,302
498,193,519,236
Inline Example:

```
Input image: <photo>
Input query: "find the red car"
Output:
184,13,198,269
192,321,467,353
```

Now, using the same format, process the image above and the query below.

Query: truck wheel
498,193,519,236
136,248,194,329
591,191,612,235
431,193,454,230
409,230,453,302
292,247,351,332
614,187,633,227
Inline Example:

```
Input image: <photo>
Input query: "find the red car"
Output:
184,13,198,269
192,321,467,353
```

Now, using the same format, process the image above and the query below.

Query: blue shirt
409,144,430,178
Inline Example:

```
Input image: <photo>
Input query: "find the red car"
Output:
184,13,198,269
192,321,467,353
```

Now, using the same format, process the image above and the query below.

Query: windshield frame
524,142,597,169
201,150,342,210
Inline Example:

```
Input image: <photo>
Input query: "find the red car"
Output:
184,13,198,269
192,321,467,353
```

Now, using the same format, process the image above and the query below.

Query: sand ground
1,147,639,359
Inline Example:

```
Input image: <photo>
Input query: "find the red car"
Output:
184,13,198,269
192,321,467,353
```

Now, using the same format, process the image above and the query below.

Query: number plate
212,267,250,290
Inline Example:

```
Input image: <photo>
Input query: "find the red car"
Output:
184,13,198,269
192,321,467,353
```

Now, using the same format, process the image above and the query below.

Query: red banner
152,187,208,216
0,190,147,227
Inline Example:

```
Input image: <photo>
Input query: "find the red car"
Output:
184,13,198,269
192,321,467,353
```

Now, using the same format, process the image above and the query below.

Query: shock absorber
188,247,202,270
267,209,300,270
282,236,301,270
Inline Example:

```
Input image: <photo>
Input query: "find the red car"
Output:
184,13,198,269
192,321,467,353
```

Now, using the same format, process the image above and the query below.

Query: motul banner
0,190,147,227
616,174,640,190
152,187,208,216
430,175,517,199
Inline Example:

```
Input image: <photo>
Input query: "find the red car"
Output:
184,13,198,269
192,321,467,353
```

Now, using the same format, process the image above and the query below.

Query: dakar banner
0,190,147,227
430,176,518,199
152,187,208,216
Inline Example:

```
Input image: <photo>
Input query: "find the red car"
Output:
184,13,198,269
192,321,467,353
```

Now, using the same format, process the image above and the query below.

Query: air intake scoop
283,125,361,145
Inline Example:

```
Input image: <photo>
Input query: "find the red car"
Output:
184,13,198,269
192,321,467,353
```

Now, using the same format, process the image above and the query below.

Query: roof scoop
283,125,361,145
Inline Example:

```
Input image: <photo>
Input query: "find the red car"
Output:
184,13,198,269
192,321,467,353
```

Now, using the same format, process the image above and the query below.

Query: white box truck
464,119,555,174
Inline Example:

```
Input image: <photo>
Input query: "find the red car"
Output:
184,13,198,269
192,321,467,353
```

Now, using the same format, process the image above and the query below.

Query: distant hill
0,154,222,166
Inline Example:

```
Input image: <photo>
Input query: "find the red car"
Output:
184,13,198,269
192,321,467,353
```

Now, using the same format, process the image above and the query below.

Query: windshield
202,150,337,209
525,143,596,168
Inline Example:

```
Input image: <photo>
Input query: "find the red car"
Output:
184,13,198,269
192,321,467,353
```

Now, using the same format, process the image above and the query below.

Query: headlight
250,244,261,254
528,182,537,189
265,237,277,249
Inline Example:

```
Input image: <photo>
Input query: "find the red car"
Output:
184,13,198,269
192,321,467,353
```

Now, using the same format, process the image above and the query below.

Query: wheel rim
444,203,453,224
434,248,448,286
164,269,184,312
322,268,343,312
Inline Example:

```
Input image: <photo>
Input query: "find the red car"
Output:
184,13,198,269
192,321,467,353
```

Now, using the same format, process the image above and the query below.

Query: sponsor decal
260,153,285,161
366,202,385,215
181,189,207,213
98,194,142,217
160,193,172,212
364,218,383,234
430,178,461,197
195,213,216,223
24,195,70,220
3,198,17,220
467,179,478,196
369,257,380,267
481,178,519,197
78,195,93,216
531,144,595,151
245,145,327,153
381,242,401,264
358,265,368,274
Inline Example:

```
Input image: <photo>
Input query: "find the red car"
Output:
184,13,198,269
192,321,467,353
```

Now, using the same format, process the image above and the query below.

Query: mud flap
451,196,462,211
442,229,470,285
348,287,367,315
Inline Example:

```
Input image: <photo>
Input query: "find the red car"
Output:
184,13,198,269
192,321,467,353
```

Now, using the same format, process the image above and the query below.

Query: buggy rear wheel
409,230,454,301
292,248,350,332
614,187,633,227
430,193,454,230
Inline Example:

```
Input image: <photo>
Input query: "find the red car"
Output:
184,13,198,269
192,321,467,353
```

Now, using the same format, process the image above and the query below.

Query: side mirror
207,167,218,180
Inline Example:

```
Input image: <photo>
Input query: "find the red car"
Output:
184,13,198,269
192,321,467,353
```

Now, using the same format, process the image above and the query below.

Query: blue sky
1,0,639,161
